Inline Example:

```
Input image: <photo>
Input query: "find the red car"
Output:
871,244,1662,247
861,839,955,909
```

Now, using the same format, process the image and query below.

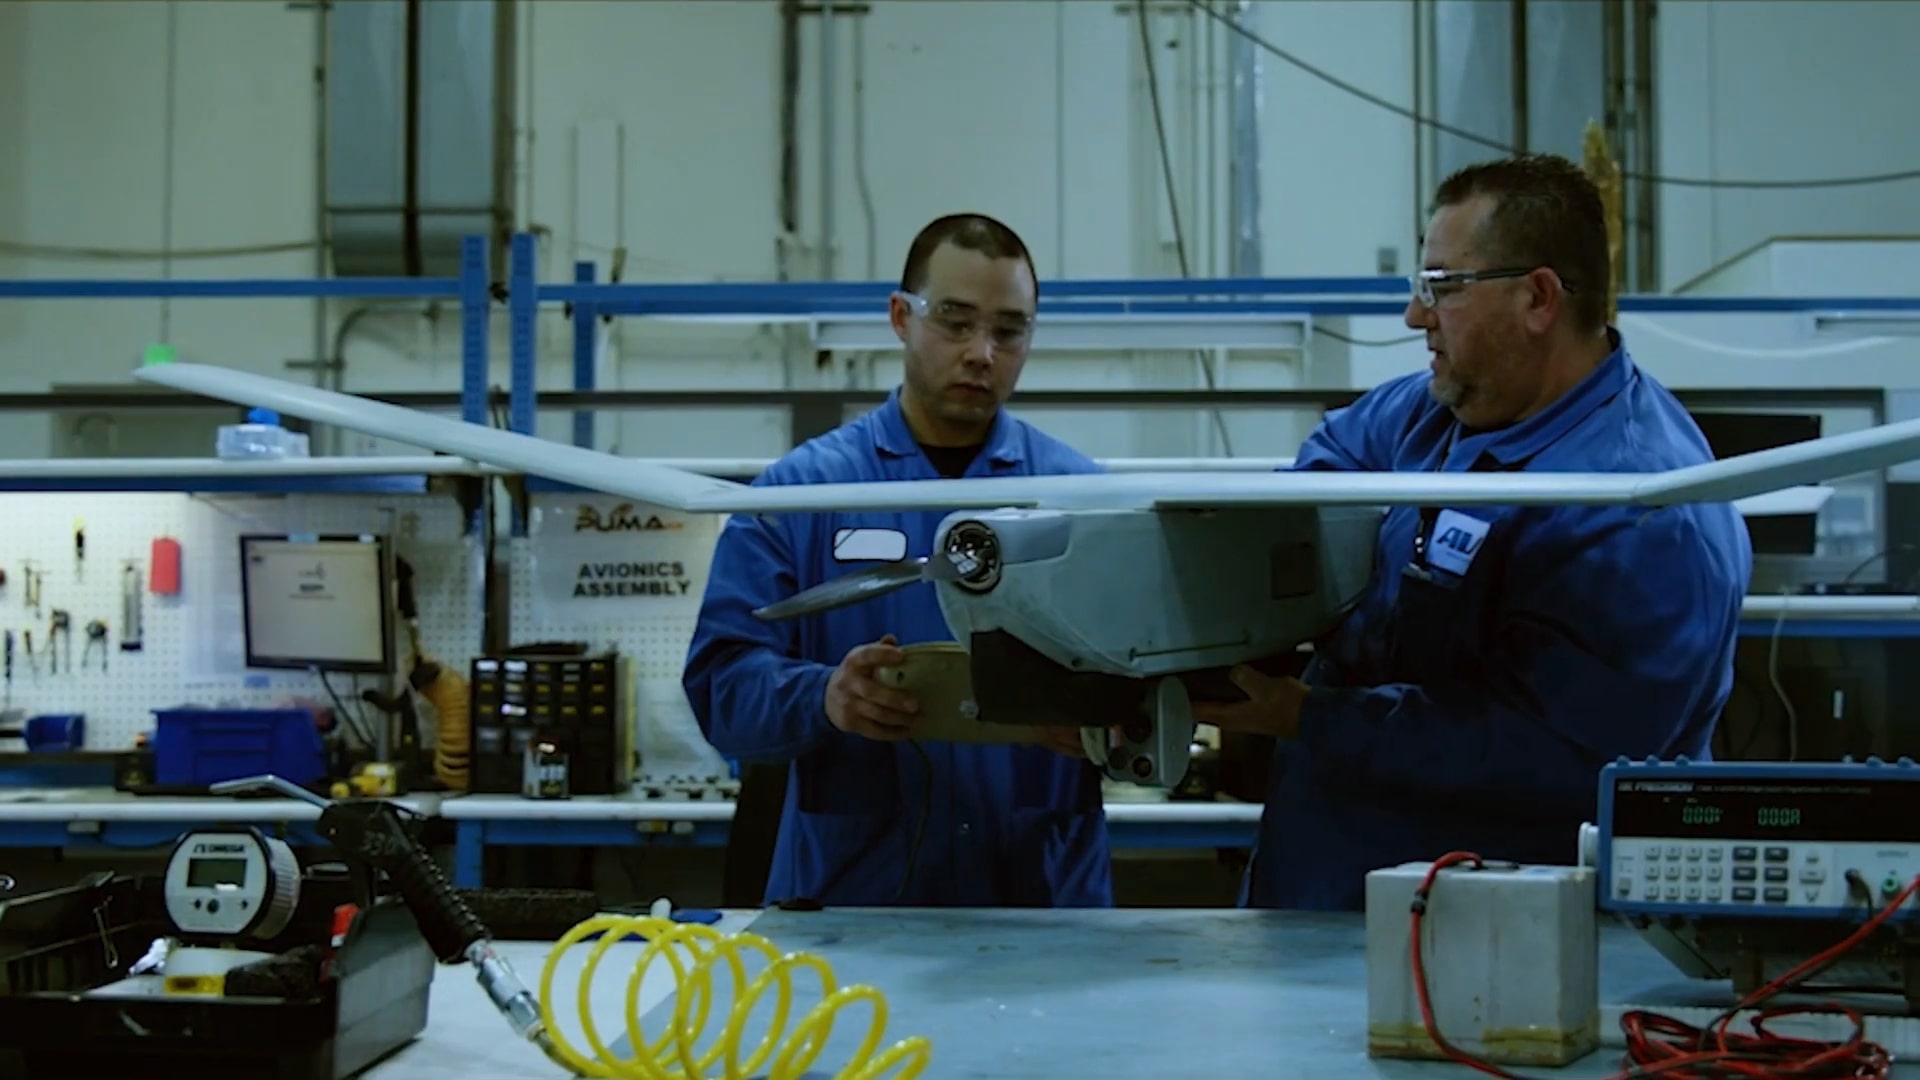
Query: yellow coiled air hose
419,660,471,791
533,913,931,1080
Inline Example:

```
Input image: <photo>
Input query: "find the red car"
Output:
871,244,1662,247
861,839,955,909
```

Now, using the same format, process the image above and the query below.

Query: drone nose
941,519,1002,593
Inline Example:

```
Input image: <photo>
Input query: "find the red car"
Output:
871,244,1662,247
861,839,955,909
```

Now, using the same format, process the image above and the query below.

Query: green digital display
1612,778,1918,843
1679,804,1722,825
1673,804,1800,828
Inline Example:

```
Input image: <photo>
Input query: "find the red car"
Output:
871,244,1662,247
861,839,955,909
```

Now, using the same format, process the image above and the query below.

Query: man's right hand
825,634,920,740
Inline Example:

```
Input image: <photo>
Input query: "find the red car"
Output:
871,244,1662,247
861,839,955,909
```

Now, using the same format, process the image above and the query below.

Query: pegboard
507,492,733,789
0,490,486,753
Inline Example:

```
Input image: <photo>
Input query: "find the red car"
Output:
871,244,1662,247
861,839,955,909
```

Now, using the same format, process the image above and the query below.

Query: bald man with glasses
1193,153,1753,912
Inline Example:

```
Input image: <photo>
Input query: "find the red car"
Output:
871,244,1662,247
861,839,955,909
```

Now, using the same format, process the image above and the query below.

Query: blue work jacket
683,388,1114,908
1244,334,1753,910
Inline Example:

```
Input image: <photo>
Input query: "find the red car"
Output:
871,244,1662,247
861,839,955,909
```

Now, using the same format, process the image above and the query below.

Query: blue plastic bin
24,714,84,752
151,707,328,788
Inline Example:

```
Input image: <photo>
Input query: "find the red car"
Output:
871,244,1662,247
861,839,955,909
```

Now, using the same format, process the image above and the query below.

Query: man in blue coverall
683,213,1113,908
1195,153,1754,911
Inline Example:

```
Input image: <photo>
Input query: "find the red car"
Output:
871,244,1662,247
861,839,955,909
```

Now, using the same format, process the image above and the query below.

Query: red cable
1407,851,1907,1080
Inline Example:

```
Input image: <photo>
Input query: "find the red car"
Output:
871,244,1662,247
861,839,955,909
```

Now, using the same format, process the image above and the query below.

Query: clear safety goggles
1409,267,1576,308
896,291,1034,350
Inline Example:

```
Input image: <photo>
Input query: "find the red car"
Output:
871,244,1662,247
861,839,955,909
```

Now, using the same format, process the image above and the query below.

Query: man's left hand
1190,666,1309,741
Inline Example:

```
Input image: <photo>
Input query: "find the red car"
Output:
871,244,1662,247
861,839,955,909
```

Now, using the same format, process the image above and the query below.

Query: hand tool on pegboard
46,610,71,675
120,560,144,652
82,620,108,672
20,562,42,618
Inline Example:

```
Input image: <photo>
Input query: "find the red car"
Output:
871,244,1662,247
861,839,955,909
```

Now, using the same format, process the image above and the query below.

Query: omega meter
163,827,302,941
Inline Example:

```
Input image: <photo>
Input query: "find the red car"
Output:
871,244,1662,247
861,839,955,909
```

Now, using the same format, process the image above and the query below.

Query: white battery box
1365,860,1599,1066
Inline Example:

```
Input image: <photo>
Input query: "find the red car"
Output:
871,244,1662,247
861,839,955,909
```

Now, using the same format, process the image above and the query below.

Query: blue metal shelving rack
0,234,496,494
6,228,1920,637
492,232,1920,641
9,226,1920,468
502,229,1920,453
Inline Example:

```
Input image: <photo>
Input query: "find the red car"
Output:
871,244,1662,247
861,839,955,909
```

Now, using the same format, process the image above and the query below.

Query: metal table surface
629,907,1908,1078
376,906,1920,1079
632,907,1654,1079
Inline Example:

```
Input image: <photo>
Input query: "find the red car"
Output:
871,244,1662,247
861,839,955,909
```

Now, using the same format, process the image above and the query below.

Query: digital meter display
163,828,301,941
1610,777,1920,842
186,857,247,888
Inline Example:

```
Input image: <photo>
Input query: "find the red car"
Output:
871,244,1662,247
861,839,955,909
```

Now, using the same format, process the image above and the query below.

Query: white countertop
0,786,1258,826
434,791,1261,824
0,786,442,822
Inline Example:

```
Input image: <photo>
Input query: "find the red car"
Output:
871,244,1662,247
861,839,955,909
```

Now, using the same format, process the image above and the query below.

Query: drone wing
135,362,743,510
134,362,1911,516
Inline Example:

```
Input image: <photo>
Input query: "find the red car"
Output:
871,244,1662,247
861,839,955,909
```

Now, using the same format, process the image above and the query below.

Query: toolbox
467,650,633,796
0,871,434,1079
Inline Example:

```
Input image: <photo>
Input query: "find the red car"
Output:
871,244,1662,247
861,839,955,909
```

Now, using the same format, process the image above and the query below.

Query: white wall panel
0,1,1915,464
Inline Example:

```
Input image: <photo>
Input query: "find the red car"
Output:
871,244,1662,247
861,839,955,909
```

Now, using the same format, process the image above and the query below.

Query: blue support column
572,261,597,449
459,235,489,425
508,232,538,437
458,235,492,545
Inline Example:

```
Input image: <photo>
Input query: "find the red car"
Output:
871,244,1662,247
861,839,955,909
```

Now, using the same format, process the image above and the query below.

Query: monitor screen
239,534,392,674
1689,411,1823,556
1691,411,1821,460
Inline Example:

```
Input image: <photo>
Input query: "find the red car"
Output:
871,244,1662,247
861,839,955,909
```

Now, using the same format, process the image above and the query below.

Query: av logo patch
1426,510,1490,576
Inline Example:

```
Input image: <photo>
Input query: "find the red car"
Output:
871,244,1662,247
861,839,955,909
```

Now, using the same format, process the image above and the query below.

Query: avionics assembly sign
529,496,718,623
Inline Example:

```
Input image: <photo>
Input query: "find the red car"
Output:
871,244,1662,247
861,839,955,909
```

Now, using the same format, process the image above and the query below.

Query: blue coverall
684,389,1114,907
1244,336,1754,910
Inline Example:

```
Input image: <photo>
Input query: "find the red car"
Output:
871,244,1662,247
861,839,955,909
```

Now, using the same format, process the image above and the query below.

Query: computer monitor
1689,410,1823,556
1691,410,1822,460
238,533,394,674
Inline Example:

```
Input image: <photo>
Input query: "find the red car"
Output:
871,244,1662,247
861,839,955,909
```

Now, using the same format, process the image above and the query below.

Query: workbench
0,786,444,849
437,794,1262,888
0,788,1258,889
365,906,1919,1079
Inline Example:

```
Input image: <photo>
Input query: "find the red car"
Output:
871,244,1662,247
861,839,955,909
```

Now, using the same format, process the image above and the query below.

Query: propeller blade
752,558,934,621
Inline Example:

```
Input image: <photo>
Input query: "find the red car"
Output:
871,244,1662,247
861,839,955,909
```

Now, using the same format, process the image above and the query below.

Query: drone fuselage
930,504,1382,786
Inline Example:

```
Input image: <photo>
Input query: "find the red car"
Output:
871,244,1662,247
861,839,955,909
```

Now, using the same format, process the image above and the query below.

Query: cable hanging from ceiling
1188,0,1920,191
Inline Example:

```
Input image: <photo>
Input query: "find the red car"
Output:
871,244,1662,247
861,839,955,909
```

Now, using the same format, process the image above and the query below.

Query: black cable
1138,1,1193,281
1725,665,1772,759
1188,0,1920,191
893,739,933,901
316,668,377,749
1841,544,1920,587
1135,0,1235,456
